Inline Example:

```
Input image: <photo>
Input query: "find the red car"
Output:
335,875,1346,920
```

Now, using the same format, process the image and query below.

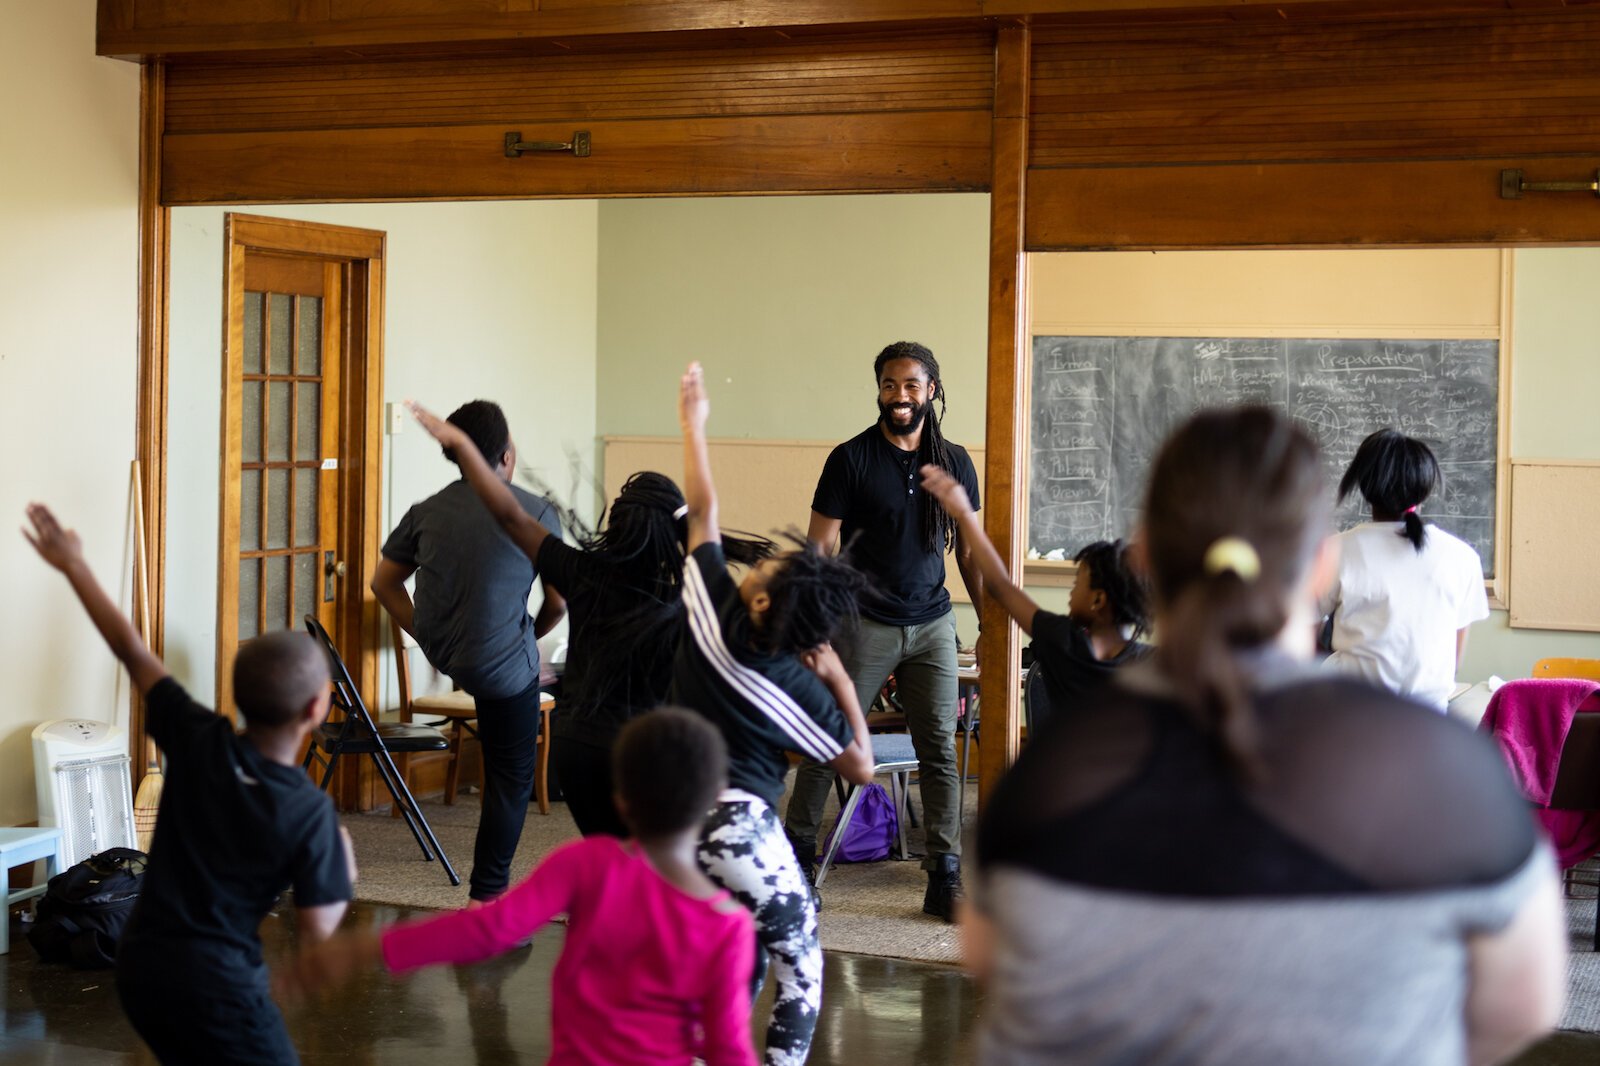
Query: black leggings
468,679,544,900
551,735,627,838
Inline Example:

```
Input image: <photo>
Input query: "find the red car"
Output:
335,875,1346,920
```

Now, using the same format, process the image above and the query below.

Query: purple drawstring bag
821,783,897,863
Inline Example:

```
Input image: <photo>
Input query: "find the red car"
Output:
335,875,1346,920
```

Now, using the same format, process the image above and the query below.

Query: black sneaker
923,854,963,923
787,832,823,914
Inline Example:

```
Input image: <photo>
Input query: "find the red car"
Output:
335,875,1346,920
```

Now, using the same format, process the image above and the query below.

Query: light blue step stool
1,827,63,954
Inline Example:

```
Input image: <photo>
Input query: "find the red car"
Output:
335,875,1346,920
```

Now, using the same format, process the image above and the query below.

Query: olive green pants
783,610,961,870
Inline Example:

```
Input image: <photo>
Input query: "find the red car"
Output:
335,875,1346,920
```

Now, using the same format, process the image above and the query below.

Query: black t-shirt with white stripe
672,542,853,808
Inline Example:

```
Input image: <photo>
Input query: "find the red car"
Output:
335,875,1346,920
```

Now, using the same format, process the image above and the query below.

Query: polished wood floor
1,901,1595,1065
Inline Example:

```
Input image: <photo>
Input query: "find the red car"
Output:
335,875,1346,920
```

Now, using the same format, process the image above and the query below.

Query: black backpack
27,847,148,968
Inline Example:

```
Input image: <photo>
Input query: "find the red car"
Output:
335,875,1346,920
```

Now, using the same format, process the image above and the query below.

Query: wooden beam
977,20,1029,808
162,111,993,204
1027,156,1600,249
133,60,170,787
98,1,1588,62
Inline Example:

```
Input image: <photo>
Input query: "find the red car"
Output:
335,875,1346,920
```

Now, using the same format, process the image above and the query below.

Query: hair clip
673,504,689,520
1203,537,1261,582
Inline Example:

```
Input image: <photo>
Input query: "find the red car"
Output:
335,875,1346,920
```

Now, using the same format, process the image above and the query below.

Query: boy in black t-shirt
674,363,874,1066
25,503,353,1066
917,472,1152,729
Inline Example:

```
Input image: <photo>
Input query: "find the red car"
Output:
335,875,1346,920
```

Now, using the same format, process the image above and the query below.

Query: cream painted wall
166,202,599,711
596,195,992,445
1474,247,1600,677
0,1,140,824
1510,249,1600,461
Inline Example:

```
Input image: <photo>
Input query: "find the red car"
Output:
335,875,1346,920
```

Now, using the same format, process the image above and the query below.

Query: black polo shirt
812,425,980,627
672,542,854,809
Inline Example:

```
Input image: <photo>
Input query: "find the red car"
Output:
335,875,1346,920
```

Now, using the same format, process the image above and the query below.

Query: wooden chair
1530,658,1600,943
1534,658,1600,682
1549,707,1600,951
390,618,558,816
392,618,481,809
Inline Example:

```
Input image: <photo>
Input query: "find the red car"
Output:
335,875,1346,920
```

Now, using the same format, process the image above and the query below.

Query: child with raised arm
918,467,1152,724
402,402,772,840
279,708,759,1066
671,362,875,1066
24,504,353,1066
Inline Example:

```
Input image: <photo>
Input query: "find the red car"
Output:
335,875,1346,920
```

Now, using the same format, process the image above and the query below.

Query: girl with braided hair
405,405,771,839
673,361,874,1066
923,462,1152,730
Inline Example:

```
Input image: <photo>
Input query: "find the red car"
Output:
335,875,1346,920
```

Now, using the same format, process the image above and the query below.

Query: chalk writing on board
1028,337,1499,576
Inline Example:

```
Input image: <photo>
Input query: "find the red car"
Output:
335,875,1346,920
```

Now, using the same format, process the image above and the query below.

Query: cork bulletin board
1509,460,1600,632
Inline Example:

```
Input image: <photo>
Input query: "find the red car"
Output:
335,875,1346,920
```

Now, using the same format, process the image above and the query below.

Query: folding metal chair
814,733,920,887
302,616,459,885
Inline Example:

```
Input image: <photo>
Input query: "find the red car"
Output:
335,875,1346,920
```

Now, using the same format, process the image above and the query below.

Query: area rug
341,771,970,966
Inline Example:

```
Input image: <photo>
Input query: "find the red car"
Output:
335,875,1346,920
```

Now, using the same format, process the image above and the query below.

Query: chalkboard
1028,336,1499,577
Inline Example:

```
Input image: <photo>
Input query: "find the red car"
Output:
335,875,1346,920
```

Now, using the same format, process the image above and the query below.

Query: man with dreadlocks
783,340,983,922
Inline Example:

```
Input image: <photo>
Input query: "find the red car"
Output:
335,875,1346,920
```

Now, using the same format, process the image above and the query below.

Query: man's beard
878,398,930,438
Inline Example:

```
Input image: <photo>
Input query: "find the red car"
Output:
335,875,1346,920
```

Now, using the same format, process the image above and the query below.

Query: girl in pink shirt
279,709,758,1066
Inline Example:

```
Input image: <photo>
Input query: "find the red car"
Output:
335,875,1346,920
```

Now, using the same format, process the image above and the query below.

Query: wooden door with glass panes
219,253,343,716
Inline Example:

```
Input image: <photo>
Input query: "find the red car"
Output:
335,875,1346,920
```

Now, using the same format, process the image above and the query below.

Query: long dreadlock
531,470,773,717
875,341,960,555
1072,539,1151,639
759,534,874,656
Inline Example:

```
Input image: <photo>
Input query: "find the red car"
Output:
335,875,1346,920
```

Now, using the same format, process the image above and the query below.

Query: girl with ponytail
967,407,1562,1066
1321,428,1489,711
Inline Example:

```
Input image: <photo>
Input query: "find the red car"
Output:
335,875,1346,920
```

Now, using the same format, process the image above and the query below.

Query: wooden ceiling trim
164,33,995,134
103,2,1600,62
1029,10,1600,168
1025,156,1600,250
161,110,994,204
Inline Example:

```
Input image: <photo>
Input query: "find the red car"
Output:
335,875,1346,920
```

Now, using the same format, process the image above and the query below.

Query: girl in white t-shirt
1320,429,1489,710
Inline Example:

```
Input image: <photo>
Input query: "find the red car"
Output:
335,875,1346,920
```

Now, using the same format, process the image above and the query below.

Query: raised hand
406,401,468,450
919,465,974,518
23,503,85,573
679,362,710,434
24,501,169,694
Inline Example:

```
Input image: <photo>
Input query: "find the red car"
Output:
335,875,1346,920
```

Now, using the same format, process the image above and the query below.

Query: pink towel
1479,677,1600,867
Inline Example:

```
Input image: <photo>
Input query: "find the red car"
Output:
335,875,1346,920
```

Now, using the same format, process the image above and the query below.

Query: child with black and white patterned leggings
672,362,876,1065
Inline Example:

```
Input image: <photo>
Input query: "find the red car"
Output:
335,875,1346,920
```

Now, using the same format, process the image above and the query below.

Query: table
1,826,62,954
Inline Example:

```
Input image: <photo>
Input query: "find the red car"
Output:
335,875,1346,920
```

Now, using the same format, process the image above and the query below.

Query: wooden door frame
216,213,386,808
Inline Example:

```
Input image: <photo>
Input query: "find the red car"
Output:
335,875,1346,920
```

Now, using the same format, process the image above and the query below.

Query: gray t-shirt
382,479,560,701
